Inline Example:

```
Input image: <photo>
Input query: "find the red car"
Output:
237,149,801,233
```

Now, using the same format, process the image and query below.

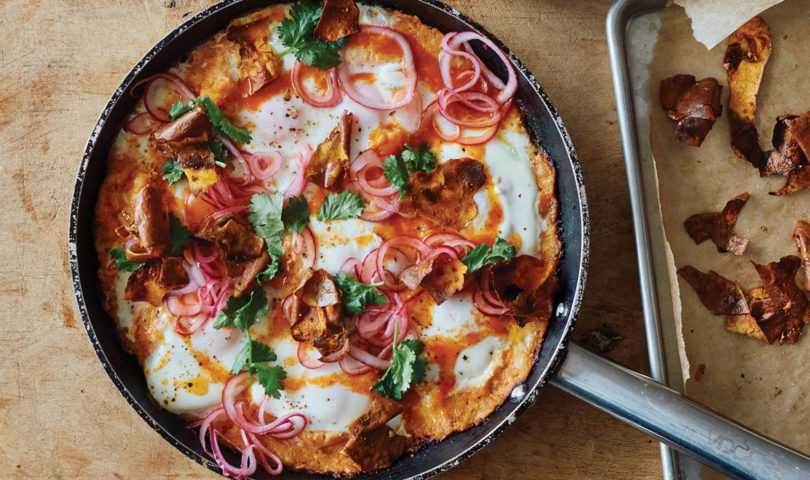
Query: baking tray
606,0,711,478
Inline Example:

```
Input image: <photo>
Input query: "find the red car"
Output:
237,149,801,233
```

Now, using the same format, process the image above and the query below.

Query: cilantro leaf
256,260,281,283
161,160,185,185
333,271,386,315
251,363,287,399
195,95,252,144
277,2,350,71
282,194,310,234
209,138,229,165
401,143,437,173
249,192,286,260
371,324,427,401
231,339,278,375
461,237,517,274
383,155,410,198
213,286,269,332
316,191,365,222
169,100,194,121
168,212,191,257
109,248,142,272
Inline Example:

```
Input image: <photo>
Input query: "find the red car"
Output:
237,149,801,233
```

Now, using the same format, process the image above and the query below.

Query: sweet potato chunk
399,254,467,305
314,0,360,42
398,158,486,230
197,217,269,297
794,220,810,291
723,17,771,170
227,18,283,96
772,165,810,196
152,107,218,192
764,112,810,194
677,266,750,316
487,255,554,326
124,257,189,305
683,192,750,255
306,112,352,189
659,74,722,146
345,396,407,472
289,270,349,361
127,178,171,260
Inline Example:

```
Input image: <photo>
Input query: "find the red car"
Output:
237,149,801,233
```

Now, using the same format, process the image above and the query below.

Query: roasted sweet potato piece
683,192,750,255
290,270,349,361
488,255,554,326
227,18,283,96
314,0,360,42
126,178,171,260
659,74,722,146
723,17,771,170
794,220,810,291
676,266,750,316
750,256,809,344
124,257,189,305
725,313,767,343
399,254,467,305
152,107,218,192
398,158,487,230
306,112,353,189
344,396,407,472
196,217,269,297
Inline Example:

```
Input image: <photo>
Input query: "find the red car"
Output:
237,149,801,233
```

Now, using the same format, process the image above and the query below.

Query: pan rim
68,0,589,478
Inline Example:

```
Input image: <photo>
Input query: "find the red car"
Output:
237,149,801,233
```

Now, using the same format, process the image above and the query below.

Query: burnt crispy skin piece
659,74,722,147
196,217,269,297
314,0,360,42
398,158,487,230
290,270,349,361
723,17,771,170
794,220,810,291
306,112,353,189
227,18,283,96
683,192,750,255
751,256,809,345
763,115,807,176
124,257,189,305
488,255,554,326
398,254,467,305
127,178,171,261
344,396,407,472
772,165,810,196
676,265,750,316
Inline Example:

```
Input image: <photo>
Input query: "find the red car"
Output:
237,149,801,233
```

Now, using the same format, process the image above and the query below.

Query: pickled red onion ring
245,151,282,180
291,61,342,108
443,31,517,104
297,342,325,369
125,112,162,135
283,145,313,198
337,26,417,110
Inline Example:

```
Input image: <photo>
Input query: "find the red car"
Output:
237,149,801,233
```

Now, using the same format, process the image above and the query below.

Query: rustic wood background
0,0,667,478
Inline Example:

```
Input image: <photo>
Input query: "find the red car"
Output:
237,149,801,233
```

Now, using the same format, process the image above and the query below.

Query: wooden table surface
0,0,669,478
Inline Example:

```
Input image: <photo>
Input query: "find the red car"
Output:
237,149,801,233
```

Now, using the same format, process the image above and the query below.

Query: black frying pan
68,1,810,478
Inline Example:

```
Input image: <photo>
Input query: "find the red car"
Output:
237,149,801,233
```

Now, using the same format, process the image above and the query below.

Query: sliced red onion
444,31,517,104
139,74,196,122
337,26,417,110
339,355,373,376
297,342,325,369
246,151,282,180
391,89,423,133
283,145,313,198
348,344,391,370
125,111,162,135
291,61,342,108
424,232,476,251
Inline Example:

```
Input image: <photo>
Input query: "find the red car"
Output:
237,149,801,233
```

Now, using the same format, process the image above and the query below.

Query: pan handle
550,343,810,479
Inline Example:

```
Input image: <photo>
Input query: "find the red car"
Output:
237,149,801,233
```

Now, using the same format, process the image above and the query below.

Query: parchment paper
648,1,810,477
674,0,783,50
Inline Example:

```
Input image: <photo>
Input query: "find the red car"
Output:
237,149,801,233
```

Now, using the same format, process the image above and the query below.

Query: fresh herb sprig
168,95,252,144
277,2,350,71
383,143,437,197
333,271,386,315
110,248,142,272
162,160,185,185
316,190,365,222
168,212,191,257
214,286,286,398
461,237,516,273
371,322,427,400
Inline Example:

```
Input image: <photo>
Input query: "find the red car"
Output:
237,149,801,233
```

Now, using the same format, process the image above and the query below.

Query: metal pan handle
551,344,810,480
